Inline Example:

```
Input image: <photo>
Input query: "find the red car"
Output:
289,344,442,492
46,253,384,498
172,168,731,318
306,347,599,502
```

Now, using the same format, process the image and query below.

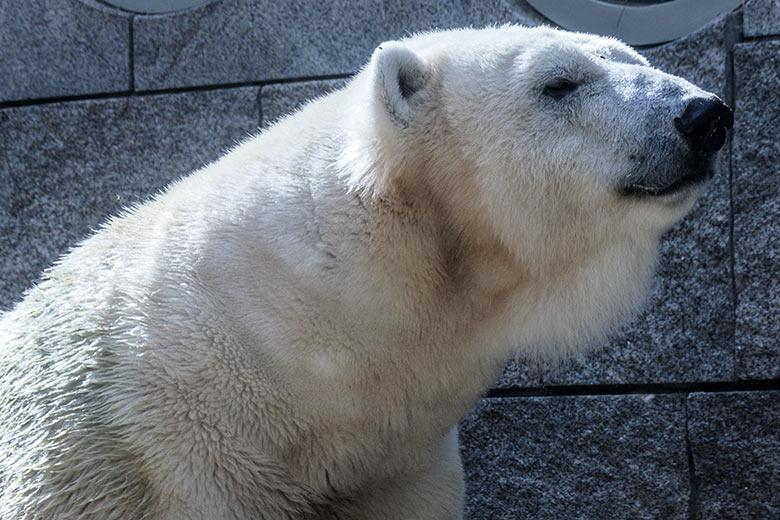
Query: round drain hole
526,0,741,45
100,0,214,15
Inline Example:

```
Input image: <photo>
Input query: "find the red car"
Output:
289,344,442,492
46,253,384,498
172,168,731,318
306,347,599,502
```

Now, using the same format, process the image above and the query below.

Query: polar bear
0,26,731,519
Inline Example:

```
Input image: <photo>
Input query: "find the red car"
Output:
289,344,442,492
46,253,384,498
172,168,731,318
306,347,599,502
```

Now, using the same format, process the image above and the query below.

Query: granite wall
1,0,777,518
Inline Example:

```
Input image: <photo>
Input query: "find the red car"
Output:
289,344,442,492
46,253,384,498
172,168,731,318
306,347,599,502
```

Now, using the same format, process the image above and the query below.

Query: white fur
0,26,718,519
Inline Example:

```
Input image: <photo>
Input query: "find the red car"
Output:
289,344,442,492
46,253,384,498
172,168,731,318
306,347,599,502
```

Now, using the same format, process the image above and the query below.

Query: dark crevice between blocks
742,34,780,42
0,90,134,110
485,379,780,398
724,10,743,373
684,397,701,520
129,15,136,92
0,73,353,110
256,87,264,129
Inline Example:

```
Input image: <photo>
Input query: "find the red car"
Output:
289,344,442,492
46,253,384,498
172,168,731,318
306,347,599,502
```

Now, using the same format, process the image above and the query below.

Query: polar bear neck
175,81,661,378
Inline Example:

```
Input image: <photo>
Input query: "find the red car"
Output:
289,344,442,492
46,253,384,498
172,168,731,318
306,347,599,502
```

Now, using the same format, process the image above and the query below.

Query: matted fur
0,26,722,519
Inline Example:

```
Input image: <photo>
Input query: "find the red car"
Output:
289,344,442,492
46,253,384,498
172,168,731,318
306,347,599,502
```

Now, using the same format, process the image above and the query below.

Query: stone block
261,78,349,127
493,357,542,389
525,14,736,388
640,12,730,99
133,0,544,91
733,41,780,380
0,88,260,311
688,391,780,518
0,0,130,103
744,0,780,37
459,394,689,519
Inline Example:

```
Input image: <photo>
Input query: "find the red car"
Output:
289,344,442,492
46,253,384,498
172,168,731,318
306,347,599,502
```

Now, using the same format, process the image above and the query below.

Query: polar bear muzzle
620,95,732,198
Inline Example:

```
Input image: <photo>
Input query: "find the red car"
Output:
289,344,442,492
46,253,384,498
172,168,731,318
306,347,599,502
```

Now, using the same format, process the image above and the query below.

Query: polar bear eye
543,78,578,100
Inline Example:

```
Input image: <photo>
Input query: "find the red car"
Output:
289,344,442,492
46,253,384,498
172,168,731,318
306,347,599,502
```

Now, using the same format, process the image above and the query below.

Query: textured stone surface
459,395,689,519
0,0,130,103
0,88,259,311
532,15,735,388
494,357,541,388
744,0,780,37
261,78,349,127
133,0,545,91
640,12,730,99
733,41,780,380
688,391,780,518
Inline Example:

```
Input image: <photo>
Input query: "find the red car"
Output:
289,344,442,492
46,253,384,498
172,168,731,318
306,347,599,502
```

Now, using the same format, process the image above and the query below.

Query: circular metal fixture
100,0,213,14
527,0,741,45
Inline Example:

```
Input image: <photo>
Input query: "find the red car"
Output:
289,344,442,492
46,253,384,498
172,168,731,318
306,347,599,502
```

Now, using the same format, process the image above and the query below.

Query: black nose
674,97,734,153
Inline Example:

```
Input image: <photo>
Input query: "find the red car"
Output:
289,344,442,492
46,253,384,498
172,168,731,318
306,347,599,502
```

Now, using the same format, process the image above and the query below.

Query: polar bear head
340,26,731,353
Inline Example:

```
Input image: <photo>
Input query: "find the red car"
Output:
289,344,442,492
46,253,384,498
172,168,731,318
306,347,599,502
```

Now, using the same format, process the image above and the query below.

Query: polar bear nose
674,97,734,153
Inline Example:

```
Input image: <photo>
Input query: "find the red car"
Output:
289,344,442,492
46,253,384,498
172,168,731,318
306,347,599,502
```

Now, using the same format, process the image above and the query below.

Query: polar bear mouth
619,167,713,198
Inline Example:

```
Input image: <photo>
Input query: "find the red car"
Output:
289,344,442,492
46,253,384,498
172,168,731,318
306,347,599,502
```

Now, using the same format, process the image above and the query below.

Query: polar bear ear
370,41,429,126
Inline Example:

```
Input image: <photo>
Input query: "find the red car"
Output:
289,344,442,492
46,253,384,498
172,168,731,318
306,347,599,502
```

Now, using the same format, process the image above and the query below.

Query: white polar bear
0,26,731,519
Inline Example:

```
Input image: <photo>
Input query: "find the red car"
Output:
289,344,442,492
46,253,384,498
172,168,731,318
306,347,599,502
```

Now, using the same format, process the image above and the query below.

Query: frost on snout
616,73,733,199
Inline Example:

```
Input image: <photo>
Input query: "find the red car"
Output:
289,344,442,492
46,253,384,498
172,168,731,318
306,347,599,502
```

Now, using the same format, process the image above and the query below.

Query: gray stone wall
1,0,777,518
